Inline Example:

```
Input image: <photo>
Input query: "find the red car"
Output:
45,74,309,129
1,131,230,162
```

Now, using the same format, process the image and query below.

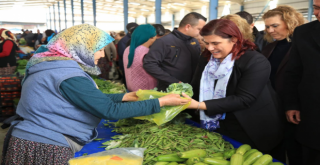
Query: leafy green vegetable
167,83,193,97
91,76,126,94
134,83,193,125
16,59,28,69
13,98,20,106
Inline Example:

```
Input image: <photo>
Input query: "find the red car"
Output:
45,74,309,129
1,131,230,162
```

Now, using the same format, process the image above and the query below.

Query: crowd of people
1,0,320,164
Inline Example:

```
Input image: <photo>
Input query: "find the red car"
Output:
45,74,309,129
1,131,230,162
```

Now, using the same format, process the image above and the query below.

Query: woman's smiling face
203,34,236,62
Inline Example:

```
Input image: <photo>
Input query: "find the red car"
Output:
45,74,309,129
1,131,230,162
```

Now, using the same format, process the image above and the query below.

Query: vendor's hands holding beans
158,94,191,107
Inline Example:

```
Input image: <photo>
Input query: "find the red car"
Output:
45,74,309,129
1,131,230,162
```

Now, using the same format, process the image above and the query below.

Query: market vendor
0,29,19,76
1,24,190,165
186,19,284,155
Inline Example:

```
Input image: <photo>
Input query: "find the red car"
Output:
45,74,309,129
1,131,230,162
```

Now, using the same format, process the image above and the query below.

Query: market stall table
75,119,285,164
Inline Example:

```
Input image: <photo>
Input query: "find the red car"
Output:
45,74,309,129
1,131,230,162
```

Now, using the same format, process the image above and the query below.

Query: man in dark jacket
143,12,206,91
236,11,269,51
284,0,320,164
117,22,138,86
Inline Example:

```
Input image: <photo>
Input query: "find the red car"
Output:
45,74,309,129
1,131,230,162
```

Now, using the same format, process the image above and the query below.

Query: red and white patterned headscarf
0,28,18,45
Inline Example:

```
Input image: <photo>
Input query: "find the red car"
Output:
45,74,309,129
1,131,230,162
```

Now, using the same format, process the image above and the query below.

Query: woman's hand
182,93,207,110
122,92,139,102
158,94,191,107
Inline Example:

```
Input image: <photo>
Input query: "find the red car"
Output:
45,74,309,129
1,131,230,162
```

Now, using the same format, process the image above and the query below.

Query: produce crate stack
0,76,22,118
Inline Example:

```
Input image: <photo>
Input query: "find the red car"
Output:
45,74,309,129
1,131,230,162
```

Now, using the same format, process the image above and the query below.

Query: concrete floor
0,125,9,156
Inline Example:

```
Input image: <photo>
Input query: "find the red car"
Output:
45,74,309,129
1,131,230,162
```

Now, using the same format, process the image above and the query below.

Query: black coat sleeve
204,53,271,116
283,28,303,111
143,39,180,84
117,40,126,61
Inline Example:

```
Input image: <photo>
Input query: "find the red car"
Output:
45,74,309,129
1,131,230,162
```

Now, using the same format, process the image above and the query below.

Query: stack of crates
0,76,22,117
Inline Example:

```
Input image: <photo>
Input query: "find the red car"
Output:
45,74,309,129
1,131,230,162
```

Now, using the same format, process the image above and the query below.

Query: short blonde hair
221,14,254,42
262,5,305,42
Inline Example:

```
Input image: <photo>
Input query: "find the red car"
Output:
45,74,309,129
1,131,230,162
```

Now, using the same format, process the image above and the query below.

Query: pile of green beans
103,119,234,165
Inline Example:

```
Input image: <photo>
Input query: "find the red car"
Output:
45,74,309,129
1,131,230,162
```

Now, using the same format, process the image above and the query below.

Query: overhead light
105,4,112,6
269,0,278,9
180,8,185,19
115,1,122,3
113,5,123,8
152,7,166,9
129,2,140,5
141,9,149,11
105,0,113,2
107,8,117,11
168,5,176,9
201,6,207,16
173,3,185,6
13,2,24,9
128,11,136,13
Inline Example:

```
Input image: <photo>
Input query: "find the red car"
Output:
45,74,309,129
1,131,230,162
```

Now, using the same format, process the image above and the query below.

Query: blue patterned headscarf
127,24,156,68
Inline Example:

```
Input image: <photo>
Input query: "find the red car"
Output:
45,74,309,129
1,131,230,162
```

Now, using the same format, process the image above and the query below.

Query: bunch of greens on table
15,59,28,76
91,76,126,94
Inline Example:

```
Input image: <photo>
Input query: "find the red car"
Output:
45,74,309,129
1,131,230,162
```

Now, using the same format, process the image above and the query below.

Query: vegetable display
91,76,126,94
102,119,234,165
95,118,285,165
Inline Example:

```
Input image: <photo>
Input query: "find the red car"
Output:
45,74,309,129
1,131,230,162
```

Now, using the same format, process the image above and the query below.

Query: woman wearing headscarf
0,29,19,75
186,19,284,155
123,24,158,91
261,5,305,164
1,24,190,165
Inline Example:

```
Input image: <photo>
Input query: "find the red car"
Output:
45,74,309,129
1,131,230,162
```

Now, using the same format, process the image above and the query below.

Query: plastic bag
68,148,145,165
133,90,191,126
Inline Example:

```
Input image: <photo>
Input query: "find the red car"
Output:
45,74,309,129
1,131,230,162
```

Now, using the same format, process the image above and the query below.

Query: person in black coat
284,0,320,163
261,6,305,164
186,19,284,154
143,12,207,91
236,11,269,52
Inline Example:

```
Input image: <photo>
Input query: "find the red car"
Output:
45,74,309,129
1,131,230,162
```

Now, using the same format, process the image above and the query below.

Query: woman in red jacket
0,29,19,75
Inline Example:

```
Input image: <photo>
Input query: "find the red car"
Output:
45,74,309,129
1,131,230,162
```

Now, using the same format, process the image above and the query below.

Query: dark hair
236,11,253,24
152,24,165,36
126,22,139,32
129,27,137,34
45,29,55,38
200,19,256,61
118,31,125,37
179,12,207,28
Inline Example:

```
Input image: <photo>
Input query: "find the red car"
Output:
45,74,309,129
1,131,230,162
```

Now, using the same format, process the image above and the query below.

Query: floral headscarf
25,24,114,80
